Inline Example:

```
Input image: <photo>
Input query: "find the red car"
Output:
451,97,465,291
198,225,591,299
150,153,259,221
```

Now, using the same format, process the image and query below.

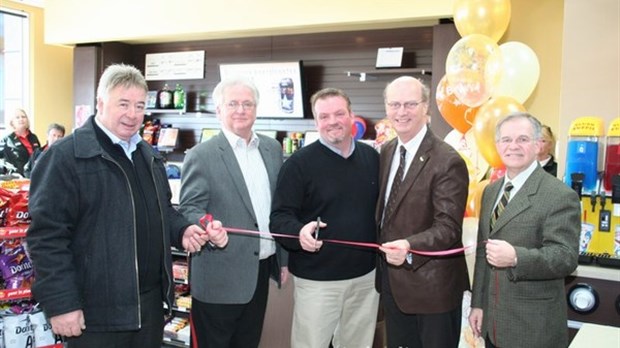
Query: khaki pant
291,269,380,348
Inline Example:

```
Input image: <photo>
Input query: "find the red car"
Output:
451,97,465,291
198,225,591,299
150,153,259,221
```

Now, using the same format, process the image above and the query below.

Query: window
0,8,29,131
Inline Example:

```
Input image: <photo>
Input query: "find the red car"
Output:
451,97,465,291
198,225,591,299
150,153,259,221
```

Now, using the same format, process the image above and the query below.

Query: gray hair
47,123,66,136
212,77,260,107
383,76,430,102
495,112,543,142
96,64,148,101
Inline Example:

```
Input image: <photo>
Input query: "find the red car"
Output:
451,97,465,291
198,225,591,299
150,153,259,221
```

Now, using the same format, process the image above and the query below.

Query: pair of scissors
313,216,321,250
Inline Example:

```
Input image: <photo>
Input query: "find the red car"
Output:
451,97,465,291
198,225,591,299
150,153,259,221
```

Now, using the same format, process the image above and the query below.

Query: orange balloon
436,75,479,134
466,179,490,218
453,0,512,43
472,96,526,167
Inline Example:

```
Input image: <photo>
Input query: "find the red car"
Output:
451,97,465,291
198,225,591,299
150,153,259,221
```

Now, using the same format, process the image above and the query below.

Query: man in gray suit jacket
469,112,580,348
179,78,288,348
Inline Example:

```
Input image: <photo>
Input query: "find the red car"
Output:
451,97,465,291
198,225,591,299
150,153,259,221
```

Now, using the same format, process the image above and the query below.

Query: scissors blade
314,217,321,241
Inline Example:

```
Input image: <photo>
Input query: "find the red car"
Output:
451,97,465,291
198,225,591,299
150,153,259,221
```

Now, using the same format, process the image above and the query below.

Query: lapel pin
419,156,424,162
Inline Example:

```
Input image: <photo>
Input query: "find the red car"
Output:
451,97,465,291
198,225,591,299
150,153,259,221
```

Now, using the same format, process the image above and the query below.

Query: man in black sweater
270,88,380,348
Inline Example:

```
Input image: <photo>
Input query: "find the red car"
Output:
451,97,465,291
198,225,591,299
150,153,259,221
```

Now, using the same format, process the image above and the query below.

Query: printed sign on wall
145,51,205,81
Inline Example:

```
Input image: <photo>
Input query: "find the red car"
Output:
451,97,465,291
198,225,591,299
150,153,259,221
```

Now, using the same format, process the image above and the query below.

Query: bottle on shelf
158,83,174,109
173,84,185,110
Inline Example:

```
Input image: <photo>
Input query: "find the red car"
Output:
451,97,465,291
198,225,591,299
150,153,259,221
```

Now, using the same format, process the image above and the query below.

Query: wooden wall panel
86,25,459,156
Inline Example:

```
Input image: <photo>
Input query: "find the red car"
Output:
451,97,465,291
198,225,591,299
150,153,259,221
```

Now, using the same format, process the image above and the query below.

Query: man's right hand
468,307,483,337
50,309,86,337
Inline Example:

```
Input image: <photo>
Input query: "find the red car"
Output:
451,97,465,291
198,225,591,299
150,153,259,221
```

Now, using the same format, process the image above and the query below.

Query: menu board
145,51,205,81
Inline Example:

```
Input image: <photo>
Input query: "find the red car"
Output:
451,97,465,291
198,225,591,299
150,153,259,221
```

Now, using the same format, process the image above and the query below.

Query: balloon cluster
440,0,541,217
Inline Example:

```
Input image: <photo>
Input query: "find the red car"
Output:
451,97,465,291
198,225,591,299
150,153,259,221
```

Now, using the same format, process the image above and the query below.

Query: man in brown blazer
469,112,580,348
377,76,470,348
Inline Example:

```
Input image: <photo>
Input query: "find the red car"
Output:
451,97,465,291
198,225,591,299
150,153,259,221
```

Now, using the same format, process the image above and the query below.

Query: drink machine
565,117,605,194
603,118,620,193
572,117,620,267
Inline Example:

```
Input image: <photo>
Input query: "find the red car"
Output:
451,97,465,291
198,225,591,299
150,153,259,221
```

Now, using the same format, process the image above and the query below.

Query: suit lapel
490,168,543,234
258,137,278,190
376,138,397,223
216,133,257,221
379,132,433,225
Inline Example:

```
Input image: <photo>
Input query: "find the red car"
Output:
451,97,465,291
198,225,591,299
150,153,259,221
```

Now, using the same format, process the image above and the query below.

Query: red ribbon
199,214,473,256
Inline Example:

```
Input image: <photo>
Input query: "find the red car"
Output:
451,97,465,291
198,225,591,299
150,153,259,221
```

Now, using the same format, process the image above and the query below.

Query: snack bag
3,313,34,348
29,311,65,347
6,190,30,226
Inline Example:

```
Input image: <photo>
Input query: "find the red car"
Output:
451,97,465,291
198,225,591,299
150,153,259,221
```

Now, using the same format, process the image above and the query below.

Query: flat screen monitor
256,130,278,139
304,131,320,147
219,61,306,119
200,128,219,143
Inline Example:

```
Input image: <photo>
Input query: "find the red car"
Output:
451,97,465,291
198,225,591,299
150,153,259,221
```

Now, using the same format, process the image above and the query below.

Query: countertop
572,264,620,282
569,323,620,347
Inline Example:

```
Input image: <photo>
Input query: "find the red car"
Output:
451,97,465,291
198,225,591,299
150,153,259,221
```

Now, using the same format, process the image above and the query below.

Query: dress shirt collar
221,127,259,150
319,137,355,158
502,160,539,198
398,124,427,156
94,116,141,159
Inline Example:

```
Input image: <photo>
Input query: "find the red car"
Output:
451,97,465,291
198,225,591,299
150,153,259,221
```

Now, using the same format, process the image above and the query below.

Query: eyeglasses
225,101,256,110
498,136,534,145
386,101,425,110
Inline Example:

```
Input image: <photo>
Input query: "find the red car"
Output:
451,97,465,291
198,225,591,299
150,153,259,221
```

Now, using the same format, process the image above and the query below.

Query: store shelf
172,305,190,313
0,287,31,301
145,108,186,116
345,68,431,81
162,336,189,348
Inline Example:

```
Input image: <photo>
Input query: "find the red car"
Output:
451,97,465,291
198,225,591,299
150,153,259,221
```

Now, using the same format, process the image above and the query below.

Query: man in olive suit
469,112,580,348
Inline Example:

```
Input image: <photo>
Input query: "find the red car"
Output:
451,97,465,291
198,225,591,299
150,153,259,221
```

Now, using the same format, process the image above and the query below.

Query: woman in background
538,124,557,177
0,108,41,176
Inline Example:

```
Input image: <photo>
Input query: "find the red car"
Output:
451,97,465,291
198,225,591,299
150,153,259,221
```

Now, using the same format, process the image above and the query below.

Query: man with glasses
469,112,580,348
377,76,469,348
179,77,288,347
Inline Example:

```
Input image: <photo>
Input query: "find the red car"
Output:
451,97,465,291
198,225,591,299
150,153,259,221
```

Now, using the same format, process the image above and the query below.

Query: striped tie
490,182,513,229
384,145,406,222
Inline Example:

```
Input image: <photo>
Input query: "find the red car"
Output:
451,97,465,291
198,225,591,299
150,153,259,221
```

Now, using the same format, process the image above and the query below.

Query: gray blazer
179,131,286,304
471,166,580,348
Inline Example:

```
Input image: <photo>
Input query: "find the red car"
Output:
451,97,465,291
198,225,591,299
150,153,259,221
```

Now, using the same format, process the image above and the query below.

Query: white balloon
494,41,541,103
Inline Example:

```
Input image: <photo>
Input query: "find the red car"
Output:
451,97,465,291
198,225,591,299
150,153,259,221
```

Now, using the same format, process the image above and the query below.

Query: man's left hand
486,239,517,268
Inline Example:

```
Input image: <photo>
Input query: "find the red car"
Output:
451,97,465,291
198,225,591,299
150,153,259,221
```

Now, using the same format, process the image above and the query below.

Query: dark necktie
384,146,406,222
490,182,513,229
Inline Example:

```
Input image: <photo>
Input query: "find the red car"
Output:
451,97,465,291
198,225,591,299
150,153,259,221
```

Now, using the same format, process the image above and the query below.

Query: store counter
569,323,620,347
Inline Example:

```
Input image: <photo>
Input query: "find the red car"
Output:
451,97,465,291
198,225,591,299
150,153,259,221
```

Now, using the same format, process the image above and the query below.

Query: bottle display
173,84,185,110
158,83,173,109
279,78,294,114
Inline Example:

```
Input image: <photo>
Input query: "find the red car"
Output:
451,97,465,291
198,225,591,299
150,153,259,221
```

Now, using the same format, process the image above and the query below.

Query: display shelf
0,226,28,239
346,68,431,81
172,305,190,313
162,336,189,348
0,287,31,301
145,108,186,116
171,248,188,257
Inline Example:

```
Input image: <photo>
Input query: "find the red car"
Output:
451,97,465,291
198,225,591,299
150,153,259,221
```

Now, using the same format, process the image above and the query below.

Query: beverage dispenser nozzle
590,191,597,213
612,174,620,217
571,173,585,196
